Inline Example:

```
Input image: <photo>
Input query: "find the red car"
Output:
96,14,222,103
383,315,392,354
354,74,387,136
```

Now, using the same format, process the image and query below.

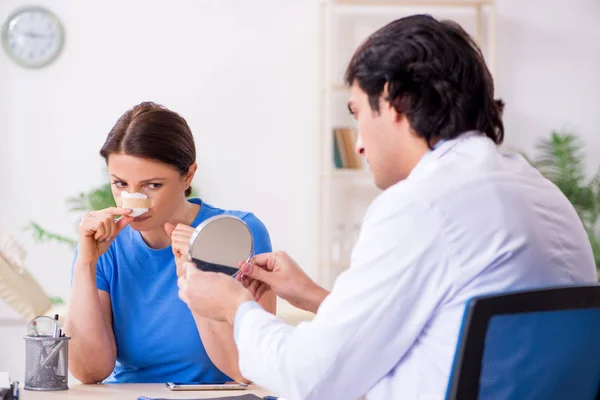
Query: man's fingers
240,275,251,287
241,262,272,286
248,279,260,297
250,253,272,267
254,283,269,302
250,252,281,272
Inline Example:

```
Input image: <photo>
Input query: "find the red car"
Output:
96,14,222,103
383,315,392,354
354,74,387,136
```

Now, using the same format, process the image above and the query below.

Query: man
177,14,597,400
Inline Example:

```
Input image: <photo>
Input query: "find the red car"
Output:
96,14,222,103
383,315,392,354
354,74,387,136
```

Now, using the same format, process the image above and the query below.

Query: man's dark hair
345,14,505,147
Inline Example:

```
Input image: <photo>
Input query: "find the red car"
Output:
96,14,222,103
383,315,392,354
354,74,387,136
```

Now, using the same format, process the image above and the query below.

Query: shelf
322,84,350,93
322,169,373,180
332,168,372,178
317,0,496,290
331,260,350,269
319,260,350,270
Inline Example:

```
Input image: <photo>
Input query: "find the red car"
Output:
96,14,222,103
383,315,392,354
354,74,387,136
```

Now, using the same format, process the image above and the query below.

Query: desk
20,383,273,399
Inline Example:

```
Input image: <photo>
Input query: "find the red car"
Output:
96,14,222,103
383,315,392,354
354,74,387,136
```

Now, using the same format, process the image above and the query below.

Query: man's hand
177,262,253,324
237,251,329,313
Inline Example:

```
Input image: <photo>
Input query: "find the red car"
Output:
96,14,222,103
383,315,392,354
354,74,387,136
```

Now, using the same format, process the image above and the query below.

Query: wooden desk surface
20,383,273,399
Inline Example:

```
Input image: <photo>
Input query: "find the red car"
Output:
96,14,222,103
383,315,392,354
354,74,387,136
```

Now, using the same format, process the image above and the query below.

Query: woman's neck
141,200,200,249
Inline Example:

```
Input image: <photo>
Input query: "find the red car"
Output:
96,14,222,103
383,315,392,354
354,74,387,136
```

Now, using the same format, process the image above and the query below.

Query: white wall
0,0,599,314
496,0,600,175
0,0,321,306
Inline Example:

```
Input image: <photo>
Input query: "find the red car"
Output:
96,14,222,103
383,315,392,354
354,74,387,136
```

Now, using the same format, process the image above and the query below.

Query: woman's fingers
171,232,193,243
104,207,134,217
115,215,134,234
168,224,195,258
107,216,116,240
176,224,196,234
172,238,190,257
94,222,106,241
101,217,114,241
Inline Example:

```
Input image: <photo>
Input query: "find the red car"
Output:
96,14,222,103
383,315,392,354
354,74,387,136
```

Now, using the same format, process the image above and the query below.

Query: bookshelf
316,0,496,289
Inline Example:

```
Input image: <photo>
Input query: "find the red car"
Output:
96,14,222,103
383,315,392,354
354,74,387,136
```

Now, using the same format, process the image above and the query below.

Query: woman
64,102,275,384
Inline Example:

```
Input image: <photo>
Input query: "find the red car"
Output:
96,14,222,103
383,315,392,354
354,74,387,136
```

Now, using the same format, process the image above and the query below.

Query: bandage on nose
121,197,154,209
116,191,154,217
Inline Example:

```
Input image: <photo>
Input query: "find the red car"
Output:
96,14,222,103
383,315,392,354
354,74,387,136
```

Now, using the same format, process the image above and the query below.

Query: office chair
445,285,600,400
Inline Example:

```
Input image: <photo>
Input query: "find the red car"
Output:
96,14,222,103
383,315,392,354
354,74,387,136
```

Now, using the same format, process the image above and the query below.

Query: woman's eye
147,183,163,190
113,181,127,188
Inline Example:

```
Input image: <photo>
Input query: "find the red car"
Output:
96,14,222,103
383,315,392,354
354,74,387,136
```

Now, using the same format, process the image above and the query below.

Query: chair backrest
445,285,600,400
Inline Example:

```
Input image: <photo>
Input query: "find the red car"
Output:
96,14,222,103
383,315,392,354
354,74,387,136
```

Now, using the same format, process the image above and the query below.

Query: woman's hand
164,222,196,277
178,262,253,324
77,207,133,265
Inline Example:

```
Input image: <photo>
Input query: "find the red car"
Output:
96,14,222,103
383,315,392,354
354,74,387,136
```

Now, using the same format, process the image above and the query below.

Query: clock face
1,6,64,68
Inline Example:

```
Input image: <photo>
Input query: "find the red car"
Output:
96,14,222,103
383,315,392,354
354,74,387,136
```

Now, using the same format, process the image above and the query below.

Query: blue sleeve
242,213,272,255
70,246,111,293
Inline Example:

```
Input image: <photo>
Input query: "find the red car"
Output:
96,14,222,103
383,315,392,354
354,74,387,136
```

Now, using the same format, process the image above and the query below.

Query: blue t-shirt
71,198,272,383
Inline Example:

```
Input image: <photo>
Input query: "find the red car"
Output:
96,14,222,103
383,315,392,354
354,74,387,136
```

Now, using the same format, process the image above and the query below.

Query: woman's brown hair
100,102,196,197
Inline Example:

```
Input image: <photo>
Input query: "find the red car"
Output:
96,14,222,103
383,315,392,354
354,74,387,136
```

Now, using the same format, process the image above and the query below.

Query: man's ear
381,82,402,122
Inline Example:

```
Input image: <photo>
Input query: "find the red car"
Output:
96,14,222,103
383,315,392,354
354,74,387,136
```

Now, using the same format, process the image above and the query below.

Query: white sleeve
236,192,452,400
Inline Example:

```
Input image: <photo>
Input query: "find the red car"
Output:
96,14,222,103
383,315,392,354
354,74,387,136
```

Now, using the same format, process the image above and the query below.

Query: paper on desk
0,372,10,389
137,395,263,400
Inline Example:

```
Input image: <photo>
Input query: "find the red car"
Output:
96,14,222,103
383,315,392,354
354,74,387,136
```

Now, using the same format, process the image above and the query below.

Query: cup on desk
23,316,70,391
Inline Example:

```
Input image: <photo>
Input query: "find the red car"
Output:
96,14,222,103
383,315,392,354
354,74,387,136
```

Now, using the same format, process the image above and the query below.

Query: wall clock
1,6,65,69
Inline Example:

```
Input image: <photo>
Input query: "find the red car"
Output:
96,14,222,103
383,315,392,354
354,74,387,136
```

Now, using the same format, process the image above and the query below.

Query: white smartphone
165,381,249,391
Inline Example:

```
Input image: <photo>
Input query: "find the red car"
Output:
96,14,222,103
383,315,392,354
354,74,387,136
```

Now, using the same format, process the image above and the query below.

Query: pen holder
23,335,70,391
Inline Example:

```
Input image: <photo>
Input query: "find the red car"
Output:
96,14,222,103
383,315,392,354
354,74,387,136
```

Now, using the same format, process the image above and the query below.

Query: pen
12,381,19,400
39,341,65,368
53,314,60,338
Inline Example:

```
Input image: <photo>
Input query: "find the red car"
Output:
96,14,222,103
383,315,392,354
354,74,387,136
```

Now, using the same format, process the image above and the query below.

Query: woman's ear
185,163,198,188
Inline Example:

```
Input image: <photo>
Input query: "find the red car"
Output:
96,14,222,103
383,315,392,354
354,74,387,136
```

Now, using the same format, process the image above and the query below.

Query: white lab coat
235,131,597,400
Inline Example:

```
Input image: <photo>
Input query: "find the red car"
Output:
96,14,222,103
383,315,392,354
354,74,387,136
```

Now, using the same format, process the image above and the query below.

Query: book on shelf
333,127,362,169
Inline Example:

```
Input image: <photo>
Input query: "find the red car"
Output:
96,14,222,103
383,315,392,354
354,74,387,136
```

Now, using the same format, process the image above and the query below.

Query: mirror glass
188,215,253,276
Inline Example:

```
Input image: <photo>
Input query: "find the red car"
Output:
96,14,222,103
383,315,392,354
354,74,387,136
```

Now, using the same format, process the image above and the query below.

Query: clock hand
18,31,52,39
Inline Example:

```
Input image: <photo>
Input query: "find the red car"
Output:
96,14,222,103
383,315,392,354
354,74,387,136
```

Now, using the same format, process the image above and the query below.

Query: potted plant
528,131,600,277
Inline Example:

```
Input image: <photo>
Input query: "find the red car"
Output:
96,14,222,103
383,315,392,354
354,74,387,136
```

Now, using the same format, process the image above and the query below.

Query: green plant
530,131,600,275
26,181,199,248
25,182,116,248
50,296,65,305
66,182,116,213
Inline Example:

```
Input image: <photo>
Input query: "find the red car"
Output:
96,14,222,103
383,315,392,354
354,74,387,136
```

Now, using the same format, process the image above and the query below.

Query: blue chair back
445,285,600,400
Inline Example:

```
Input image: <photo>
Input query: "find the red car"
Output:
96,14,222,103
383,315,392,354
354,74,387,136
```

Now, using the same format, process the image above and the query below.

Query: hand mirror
188,215,253,276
